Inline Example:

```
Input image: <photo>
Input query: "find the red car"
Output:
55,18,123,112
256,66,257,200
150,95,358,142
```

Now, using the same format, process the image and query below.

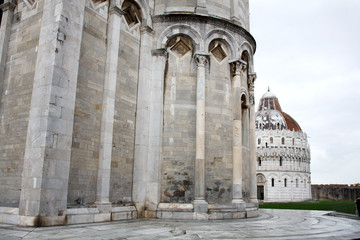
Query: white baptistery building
255,90,311,202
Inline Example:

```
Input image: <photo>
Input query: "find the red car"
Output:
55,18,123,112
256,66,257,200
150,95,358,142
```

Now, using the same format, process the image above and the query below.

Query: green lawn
259,201,356,215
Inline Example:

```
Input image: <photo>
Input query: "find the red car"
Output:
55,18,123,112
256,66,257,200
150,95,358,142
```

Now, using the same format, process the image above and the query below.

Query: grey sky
250,0,360,184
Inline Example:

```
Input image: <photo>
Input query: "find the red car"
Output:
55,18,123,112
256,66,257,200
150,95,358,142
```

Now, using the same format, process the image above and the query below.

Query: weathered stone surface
0,0,257,226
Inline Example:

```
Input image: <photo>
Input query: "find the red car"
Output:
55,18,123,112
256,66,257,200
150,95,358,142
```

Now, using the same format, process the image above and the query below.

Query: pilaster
196,0,208,14
0,0,16,97
194,53,209,213
96,3,124,205
230,0,240,23
19,0,86,226
145,48,167,217
248,73,258,204
132,26,155,217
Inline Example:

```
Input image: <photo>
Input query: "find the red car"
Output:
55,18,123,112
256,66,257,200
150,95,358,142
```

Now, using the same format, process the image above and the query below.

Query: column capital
0,0,16,12
230,59,247,76
248,72,257,86
248,72,256,105
109,4,125,17
194,53,209,67
151,48,167,57
140,25,154,35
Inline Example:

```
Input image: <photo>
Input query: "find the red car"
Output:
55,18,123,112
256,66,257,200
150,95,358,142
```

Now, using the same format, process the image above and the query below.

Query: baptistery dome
255,89,311,202
255,89,302,132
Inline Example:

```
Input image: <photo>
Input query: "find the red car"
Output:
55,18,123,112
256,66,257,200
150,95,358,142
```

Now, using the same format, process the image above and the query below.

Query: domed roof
255,89,302,132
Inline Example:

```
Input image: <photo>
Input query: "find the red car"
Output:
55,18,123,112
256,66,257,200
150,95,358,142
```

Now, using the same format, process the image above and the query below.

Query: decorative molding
194,53,209,67
153,14,256,53
230,60,247,76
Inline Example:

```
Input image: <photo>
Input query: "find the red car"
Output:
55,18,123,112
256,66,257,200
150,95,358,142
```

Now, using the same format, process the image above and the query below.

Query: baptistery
255,89,311,202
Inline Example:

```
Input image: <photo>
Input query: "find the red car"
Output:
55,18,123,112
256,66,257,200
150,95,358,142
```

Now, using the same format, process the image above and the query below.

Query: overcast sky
249,0,360,184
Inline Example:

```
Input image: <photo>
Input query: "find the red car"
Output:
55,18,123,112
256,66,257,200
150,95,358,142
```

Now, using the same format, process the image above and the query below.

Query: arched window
284,178,287,187
279,156,283,166
265,142,268,148
258,157,261,166
258,138,261,145
296,179,298,188
281,137,285,144
271,178,275,187
293,138,295,145
270,137,273,144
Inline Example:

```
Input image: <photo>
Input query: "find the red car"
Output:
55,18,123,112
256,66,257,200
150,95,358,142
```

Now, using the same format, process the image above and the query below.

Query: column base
232,199,246,211
193,199,208,213
95,201,112,213
19,215,66,227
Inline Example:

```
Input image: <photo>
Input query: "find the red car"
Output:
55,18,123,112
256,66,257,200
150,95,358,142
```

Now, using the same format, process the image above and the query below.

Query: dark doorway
257,186,264,200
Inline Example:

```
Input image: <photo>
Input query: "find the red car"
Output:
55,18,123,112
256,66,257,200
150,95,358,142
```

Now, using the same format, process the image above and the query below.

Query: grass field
259,201,356,215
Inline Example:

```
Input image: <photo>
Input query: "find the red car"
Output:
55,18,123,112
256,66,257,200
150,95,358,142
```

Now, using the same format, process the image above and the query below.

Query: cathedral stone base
0,203,258,226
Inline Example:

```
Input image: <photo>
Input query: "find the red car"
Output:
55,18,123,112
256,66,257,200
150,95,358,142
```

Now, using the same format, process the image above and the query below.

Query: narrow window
266,142,268,148
284,178,287,187
271,178,274,187
281,137,285,144
258,138,261,145
258,157,261,166
270,137,273,144
304,179,306,187
280,157,283,166
296,179,298,188
293,138,295,145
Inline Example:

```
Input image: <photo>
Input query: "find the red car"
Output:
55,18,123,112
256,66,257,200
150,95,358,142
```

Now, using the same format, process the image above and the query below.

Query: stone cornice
153,14,256,53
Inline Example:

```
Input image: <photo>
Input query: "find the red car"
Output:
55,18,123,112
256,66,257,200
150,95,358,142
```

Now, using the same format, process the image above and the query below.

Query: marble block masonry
0,0,258,226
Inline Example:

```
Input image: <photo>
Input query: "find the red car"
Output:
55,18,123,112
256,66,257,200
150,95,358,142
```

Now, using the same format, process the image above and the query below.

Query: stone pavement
0,209,359,240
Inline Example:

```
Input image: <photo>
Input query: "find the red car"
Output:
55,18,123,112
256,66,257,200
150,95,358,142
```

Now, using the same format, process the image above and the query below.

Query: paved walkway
1,209,359,239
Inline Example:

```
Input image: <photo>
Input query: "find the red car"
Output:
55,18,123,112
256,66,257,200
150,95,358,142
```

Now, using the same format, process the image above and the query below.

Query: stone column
0,0,16,95
196,0,208,14
132,26,154,217
96,2,124,207
19,0,86,226
230,60,246,208
194,53,209,213
145,48,167,216
248,73,258,204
